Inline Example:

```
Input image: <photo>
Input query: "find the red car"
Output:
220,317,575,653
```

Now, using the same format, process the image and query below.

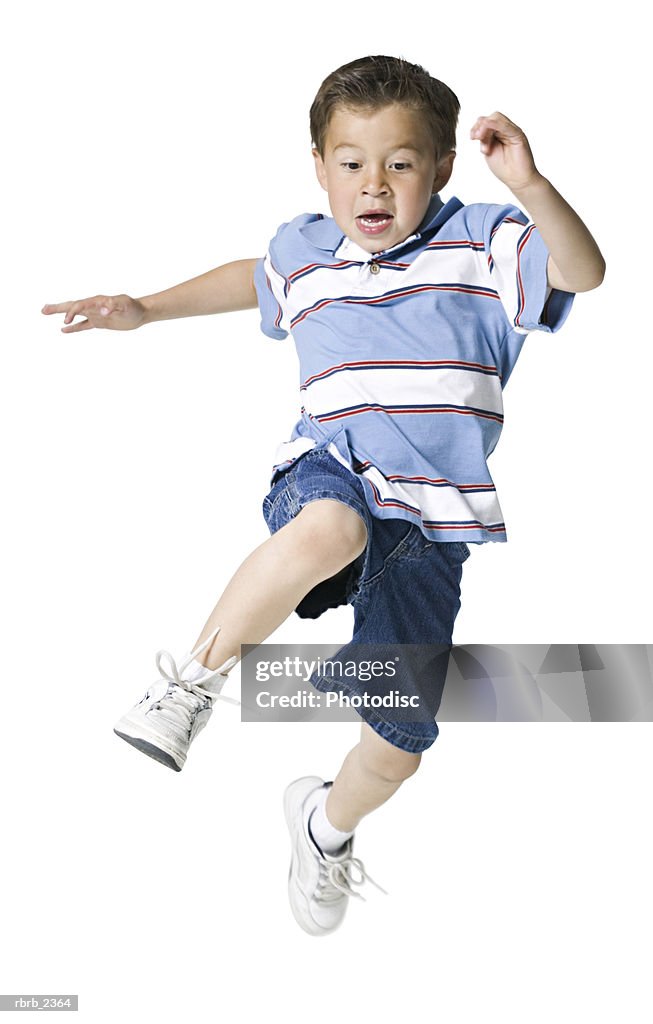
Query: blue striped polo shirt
253,193,575,544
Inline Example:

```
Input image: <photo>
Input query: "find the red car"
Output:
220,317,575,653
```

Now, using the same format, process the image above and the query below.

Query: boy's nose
362,178,390,196
361,163,391,195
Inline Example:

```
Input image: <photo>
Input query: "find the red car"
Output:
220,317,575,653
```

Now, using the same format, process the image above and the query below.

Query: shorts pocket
359,519,415,588
439,541,471,564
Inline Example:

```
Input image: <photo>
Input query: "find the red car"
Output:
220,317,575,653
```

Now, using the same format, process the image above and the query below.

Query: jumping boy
41,55,605,937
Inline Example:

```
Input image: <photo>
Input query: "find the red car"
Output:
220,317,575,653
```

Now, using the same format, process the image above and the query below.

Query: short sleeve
482,204,575,336
253,239,290,341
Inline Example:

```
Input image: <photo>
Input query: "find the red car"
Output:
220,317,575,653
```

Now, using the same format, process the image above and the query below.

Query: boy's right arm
41,257,260,333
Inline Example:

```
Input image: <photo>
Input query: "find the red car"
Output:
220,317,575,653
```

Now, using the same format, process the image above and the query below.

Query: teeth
360,216,390,225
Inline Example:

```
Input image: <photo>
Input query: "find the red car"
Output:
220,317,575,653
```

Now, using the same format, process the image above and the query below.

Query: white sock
180,652,213,683
308,784,354,855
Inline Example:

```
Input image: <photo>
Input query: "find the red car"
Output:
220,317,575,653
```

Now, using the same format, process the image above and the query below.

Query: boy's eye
339,161,412,171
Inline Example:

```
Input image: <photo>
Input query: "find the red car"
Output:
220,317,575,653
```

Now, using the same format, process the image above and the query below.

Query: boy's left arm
471,113,606,293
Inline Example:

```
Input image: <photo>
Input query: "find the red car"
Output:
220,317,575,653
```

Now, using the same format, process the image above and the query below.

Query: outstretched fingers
61,317,95,334
42,297,114,332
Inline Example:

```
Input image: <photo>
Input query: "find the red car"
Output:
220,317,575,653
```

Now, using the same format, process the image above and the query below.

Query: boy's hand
470,113,542,193
41,294,148,333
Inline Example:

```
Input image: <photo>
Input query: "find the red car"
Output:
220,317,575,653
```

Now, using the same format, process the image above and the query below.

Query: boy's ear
312,147,329,192
432,150,456,194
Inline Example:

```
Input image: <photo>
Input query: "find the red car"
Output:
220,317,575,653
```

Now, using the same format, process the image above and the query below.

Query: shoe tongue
324,838,353,863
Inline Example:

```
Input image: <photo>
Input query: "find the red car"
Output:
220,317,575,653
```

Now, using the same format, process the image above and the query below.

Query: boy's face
312,103,455,254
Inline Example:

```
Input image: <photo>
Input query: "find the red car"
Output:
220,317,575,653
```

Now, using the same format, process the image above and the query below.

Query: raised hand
470,112,542,193
41,294,148,333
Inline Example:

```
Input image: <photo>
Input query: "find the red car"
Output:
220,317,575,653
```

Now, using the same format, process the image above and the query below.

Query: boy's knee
294,499,368,573
359,738,422,784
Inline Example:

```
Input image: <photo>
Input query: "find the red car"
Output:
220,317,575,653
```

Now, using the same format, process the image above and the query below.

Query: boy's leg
284,520,468,935
308,523,467,837
283,723,414,937
186,498,367,670
114,497,368,771
324,723,421,833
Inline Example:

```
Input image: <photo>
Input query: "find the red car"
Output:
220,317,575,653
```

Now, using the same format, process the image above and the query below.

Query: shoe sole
283,776,342,937
113,715,186,771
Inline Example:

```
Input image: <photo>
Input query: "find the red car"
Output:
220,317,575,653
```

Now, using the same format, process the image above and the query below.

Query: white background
2,0,651,1021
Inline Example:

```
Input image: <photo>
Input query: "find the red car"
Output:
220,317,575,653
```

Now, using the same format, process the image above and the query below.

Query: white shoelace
150,625,240,735
317,854,388,904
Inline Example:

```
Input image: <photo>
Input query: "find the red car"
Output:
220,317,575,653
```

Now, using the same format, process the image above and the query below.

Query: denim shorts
261,446,471,753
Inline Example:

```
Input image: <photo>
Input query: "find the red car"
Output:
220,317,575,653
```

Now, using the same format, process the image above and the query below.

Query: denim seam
294,489,368,518
359,526,427,591
310,673,437,753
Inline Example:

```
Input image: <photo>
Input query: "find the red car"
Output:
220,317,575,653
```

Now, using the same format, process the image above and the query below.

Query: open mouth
356,212,394,234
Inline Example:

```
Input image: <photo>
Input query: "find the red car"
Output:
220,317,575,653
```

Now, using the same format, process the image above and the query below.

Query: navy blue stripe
301,361,500,388
290,261,363,286
292,282,500,325
393,480,496,493
288,242,486,286
315,402,504,421
365,480,504,528
426,241,485,252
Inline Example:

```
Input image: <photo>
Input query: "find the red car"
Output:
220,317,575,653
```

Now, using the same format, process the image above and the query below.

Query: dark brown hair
309,55,460,162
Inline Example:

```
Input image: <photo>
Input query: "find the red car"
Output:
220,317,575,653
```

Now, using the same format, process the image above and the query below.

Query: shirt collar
297,194,463,257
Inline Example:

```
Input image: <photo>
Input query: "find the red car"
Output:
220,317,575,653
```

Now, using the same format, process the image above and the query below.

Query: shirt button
369,262,380,274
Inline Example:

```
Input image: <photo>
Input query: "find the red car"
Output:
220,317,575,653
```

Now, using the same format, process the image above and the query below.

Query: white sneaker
283,776,387,936
114,625,239,771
